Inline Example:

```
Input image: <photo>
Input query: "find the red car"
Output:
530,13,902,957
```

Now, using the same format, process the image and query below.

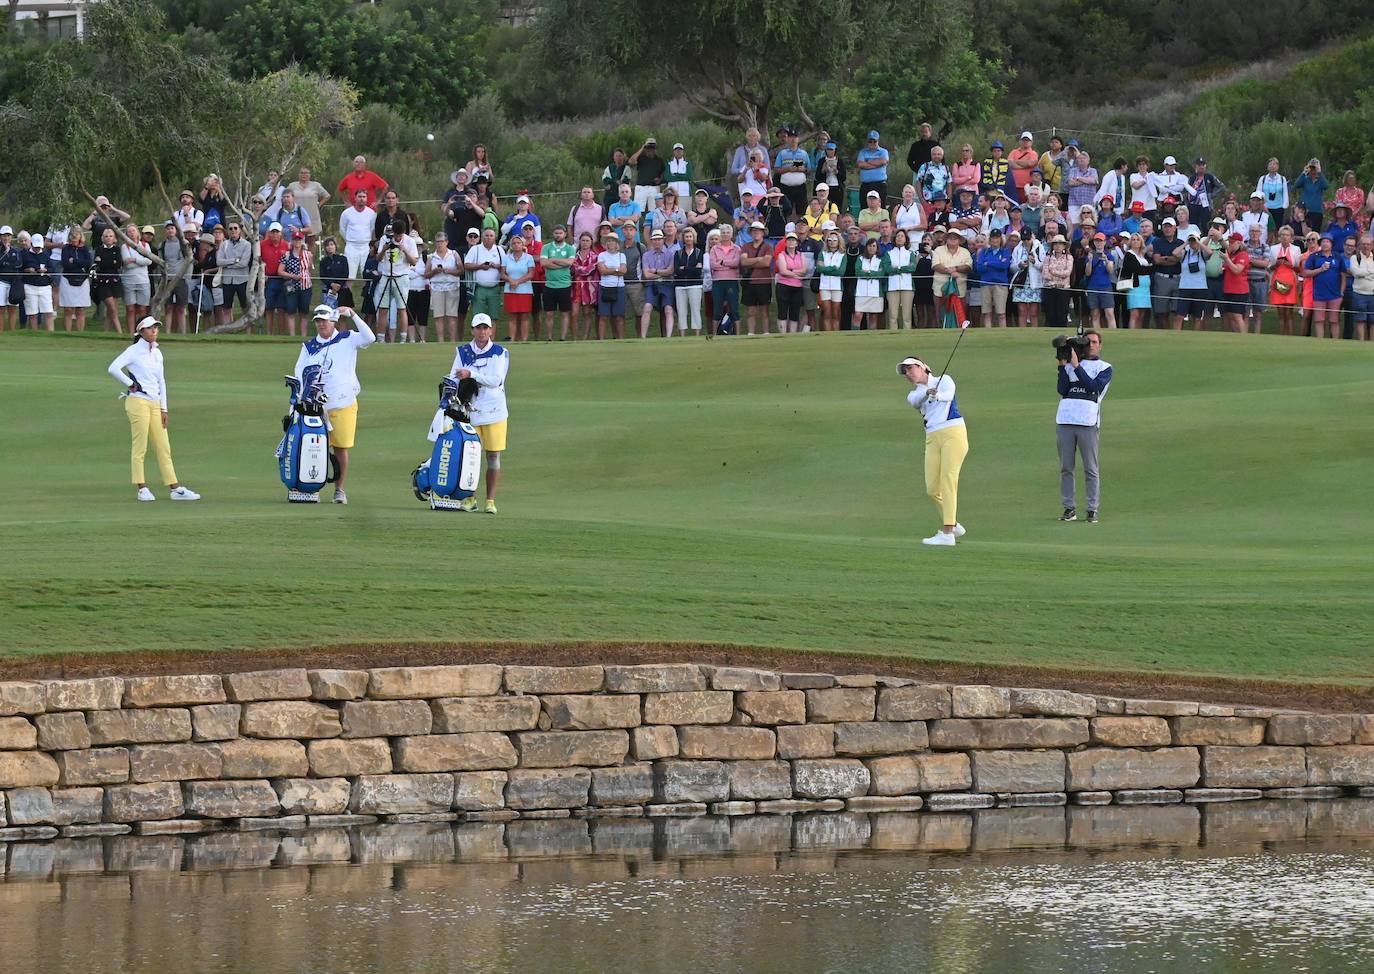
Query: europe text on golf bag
276,364,333,503
412,376,482,511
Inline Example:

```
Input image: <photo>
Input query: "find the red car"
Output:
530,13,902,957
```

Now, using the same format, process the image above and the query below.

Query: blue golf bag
275,364,334,503
412,376,483,511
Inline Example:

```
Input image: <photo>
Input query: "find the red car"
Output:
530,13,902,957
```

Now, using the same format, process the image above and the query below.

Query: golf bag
411,375,482,511
275,364,334,503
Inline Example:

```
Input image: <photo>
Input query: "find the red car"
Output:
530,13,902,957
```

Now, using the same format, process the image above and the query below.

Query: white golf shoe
952,523,966,538
136,487,155,502
169,486,201,501
922,531,956,546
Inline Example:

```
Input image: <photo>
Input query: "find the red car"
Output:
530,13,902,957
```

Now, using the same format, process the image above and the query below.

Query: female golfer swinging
898,356,967,546
107,316,200,502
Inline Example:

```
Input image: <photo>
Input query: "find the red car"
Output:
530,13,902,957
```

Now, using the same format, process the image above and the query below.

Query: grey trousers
1058,424,1100,510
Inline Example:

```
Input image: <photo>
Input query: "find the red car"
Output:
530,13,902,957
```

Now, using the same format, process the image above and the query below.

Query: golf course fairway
2,327,1371,684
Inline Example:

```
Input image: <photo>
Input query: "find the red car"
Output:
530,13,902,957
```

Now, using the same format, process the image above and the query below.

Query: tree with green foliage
537,0,991,136
0,0,356,328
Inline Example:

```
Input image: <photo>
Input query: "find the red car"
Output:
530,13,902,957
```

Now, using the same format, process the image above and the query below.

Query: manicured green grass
2,327,1372,682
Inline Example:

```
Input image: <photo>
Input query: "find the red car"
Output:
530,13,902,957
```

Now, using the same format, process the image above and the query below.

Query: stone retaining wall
2,663,1373,838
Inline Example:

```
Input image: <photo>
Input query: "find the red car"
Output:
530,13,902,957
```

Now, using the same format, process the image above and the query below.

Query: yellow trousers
126,396,178,486
924,423,968,526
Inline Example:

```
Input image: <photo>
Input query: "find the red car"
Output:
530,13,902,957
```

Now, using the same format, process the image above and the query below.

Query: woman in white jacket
107,316,200,502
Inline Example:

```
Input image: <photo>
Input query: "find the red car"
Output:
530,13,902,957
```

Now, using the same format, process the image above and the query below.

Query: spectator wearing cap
121,226,155,334
661,142,694,202
1080,230,1117,329
857,130,890,207
930,230,972,324
1096,196,1123,241
738,221,774,335
1150,217,1184,328
82,195,131,239
21,233,56,331
628,137,666,214
1153,156,1189,213
260,222,289,335
708,228,741,334
501,194,542,243
278,231,315,338
472,175,500,235
732,190,761,247
974,229,1011,327
462,226,503,339
1175,224,1212,329
729,128,765,204
857,189,891,241
812,184,841,225
1256,157,1290,231
620,222,646,320
1183,156,1226,229
108,316,201,502
337,154,388,209
759,186,792,245
1239,192,1272,242
914,144,951,216
1065,151,1098,224
593,233,626,340
156,221,190,335
1008,132,1039,196
608,183,642,243
1218,231,1253,333
172,190,204,235
979,140,1015,202
1293,159,1328,231
814,140,846,203
649,189,689,237
772,229,807,333
687,188,720,243
949,187,980,234
774,128,811,216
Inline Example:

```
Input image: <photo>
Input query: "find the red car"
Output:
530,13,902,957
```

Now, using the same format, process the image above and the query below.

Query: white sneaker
333,488,348,505
136,487,155,502
169,486,200,501
1212,308,1221,319
922,531,956,546
952,523,966,538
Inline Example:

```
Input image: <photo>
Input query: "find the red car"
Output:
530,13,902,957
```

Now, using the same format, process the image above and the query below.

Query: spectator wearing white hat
260,221,290,336
293,303,375,503
108,316,200,502
501,194,541,243
1008,132,1039,199
738,221,774,336
666,142,694,201
0,226,19,331
1153,155,1189,210
21,233,57,331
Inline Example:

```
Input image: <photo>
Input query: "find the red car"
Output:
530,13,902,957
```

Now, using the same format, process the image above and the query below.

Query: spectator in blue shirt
856,130,890,207
1293,159,1329,231
975,229,1012,326
774,128,811,216
1302,234,1343,338
732,193,761,246
607,183,642,242
1327,203,1358,254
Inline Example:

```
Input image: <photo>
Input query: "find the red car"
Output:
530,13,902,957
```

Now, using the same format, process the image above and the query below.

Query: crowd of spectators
5,129,1374,342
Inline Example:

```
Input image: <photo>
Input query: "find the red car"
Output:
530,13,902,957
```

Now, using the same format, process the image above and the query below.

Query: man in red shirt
260,222,289,335
337,155,388,208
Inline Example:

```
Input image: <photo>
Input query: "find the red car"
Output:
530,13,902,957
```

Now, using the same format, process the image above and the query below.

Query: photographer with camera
1054,328,1111,522
374,221,417,344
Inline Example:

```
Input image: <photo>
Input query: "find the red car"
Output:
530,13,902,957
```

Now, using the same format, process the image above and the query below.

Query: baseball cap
472,313,493,328
741,190,754,198
867,190,880,199
1130,201,1145,212
268,221,283,232
30,234,43,247
516,195,530,204
1067,139,1080,147
825,141,836,150
820,220,837,231
1163,155,1177,165
292,229,305,239
896,356,926,374
694,188,708,196
650,229,664,239
1249,191,1265,200
1100,195,1115,205
1211,217,1227,226
0,226,10,235
1117,229,1131,238
466,228,480,237
672,142,684,150
1228,231,1244,241
1007,229,1022,238
311,304,338,321
749,221,765,230
645,137,657,145
991,139,1004,149
1194,156,1207,165
1161,217,1177,226
135,315,161,332
1093,231,1106,240
867,130,880,141
1020,131,1033,139
785,230,798,239
140,225,155,235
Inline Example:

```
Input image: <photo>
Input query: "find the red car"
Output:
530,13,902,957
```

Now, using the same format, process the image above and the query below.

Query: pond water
3,801,1373,973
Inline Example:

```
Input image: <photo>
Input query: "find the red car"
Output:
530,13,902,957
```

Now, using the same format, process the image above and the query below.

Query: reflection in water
1,801,1373,973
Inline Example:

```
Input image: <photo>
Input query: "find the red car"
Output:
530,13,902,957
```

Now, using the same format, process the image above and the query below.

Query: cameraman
1056,330,1112,523
374,222,417,343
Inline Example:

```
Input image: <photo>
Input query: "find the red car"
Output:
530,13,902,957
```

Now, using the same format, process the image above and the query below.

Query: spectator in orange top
337,155,388,209
1008,132,1039,199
